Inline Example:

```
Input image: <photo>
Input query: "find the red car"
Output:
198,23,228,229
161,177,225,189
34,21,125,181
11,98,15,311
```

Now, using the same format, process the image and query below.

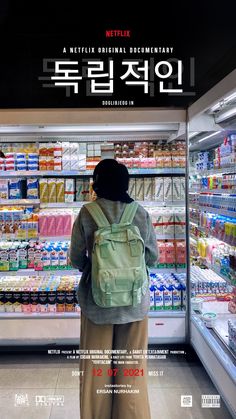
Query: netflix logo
106,30,131,38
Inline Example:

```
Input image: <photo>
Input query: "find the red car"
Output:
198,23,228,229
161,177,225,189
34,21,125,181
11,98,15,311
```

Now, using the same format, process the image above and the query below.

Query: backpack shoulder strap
119,201,139,225
84,202,110,228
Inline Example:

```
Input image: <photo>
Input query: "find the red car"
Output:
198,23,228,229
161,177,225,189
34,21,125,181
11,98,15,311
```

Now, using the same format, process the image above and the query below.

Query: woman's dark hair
92,159,132,203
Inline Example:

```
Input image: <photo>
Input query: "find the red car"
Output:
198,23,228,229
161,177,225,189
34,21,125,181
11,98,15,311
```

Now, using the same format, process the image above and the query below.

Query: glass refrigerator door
0,111,188,345
188,87,236,417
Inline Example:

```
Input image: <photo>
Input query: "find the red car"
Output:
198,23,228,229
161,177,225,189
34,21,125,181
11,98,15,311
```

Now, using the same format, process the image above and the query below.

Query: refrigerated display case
188,69,236,418
0,109,188,346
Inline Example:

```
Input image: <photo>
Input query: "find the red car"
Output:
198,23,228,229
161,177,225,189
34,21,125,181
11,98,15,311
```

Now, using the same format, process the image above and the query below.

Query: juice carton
75,179,84,201
82,180,90,201
164,177,172,202
46,157,54,171
4,288,14,312
21,288,31,313
135,178,144,201
39,179,48,203
163,209,175,236
65,288,75,312
63,212,72,236
34,245,43,271
47,287,57,312
0,180,8,199
18,243,28,269
27,244,35,269
144,177,153,201
56,286,66,312
59,243,68,268
128,178,136,200
163,283,174,310
30,288,40,313
12,289,22,312
9,244,19,271
157,241,166,267
0,248,9,271
47,214,56,236
180,178,185,200
174,209,186,236
172,178,181,201
153,209,163,235
54,157,62,171
55,213,64,236
154,283,164,310
172,282,182,310
38,287,48,313
42,245,51,270
65,179,75,203
9,178,23,199
78,154,87,171
154,178,164,202
165,241,175,267
27,178,39,199
70,157,80,171
62,157,71,170
48,179,57,203
51,243,60,269
39,212,48,236
176,241,186,266
0,287,5,312
56,179,65,203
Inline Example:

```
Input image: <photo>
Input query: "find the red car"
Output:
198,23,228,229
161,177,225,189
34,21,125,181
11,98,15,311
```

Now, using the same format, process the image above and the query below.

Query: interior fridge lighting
209,91,236,113
198,131,221,143
215,106,236,123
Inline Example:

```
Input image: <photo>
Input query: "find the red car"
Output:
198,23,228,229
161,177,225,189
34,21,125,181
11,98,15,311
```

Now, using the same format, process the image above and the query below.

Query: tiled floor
0,348,233,419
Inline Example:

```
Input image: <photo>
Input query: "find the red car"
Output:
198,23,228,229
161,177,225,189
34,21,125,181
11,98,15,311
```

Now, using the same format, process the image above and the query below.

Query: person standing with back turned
70,158,158,419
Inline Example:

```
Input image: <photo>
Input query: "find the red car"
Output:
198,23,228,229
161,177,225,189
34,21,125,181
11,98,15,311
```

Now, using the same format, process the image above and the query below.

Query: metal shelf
0,170,89,178
39,236,71,241
156,234,185,240
0,199,40,206
0,310,185,319
192,166,236,176
0,268,80,277
40,202,86,208
199,206,236,218
0,168,185,178
200,189,236,194
0,312,80,319
148,310,185,317
0,200,186,209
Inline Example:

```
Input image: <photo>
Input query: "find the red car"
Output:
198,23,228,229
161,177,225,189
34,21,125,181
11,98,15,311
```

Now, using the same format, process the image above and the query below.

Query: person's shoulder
134,202,149,218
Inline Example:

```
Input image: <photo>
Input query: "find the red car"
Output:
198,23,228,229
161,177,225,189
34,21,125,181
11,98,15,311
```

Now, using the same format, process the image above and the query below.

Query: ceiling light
198,131,221,143
188,131,199,139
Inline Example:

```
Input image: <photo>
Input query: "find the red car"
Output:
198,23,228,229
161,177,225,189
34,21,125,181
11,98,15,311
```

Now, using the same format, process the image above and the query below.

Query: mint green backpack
85,201,148,308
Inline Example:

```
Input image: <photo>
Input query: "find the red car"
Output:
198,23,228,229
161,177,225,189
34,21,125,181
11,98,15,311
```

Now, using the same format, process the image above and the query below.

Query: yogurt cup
201,312,217,328
191,297,204,312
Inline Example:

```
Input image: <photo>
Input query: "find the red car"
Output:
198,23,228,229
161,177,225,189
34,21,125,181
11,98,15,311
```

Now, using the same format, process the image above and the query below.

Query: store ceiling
0,2,235,109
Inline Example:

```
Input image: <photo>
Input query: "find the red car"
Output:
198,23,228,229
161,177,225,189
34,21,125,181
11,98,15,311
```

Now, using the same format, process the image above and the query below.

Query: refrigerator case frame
188,69,236,419
0,107,189,346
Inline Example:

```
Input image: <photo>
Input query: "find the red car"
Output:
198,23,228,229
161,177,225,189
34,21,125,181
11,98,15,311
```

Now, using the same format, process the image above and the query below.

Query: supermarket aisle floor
0,348,234,419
